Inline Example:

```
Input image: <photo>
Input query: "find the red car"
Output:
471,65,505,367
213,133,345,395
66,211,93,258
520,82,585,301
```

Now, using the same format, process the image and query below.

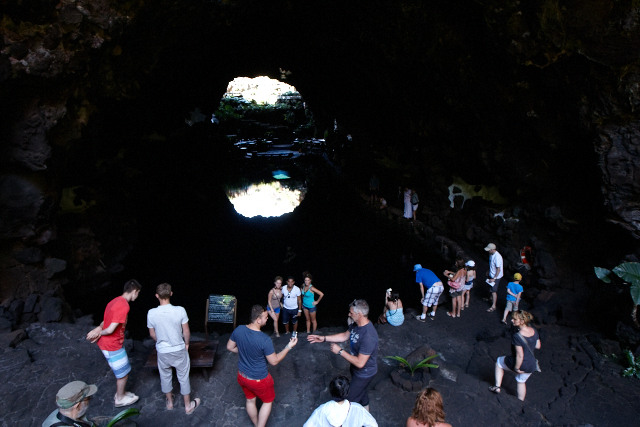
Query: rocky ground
3,293,640,427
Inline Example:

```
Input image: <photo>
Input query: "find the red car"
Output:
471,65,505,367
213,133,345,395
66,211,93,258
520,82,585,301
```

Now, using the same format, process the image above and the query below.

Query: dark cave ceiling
1,0,640,240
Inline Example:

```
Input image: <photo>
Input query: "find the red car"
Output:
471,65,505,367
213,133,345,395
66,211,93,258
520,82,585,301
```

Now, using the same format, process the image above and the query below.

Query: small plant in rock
622,350,640,379
594,262,640,326
385,354,439,377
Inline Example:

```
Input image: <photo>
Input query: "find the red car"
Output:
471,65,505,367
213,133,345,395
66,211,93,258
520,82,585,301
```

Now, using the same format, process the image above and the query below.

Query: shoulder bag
517,332,541,372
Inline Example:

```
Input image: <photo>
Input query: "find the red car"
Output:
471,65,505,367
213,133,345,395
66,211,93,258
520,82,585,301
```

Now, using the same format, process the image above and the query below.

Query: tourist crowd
43,241,540,426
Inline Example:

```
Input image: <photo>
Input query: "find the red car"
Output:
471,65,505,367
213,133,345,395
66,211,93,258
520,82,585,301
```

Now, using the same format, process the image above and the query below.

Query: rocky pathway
3,301,640,426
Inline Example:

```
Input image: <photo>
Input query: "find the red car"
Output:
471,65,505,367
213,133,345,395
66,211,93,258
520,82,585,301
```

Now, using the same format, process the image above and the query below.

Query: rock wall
1,1,640,331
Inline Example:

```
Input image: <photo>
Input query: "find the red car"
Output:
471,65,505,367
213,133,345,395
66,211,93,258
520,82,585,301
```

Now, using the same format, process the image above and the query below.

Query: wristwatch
338,349,343,356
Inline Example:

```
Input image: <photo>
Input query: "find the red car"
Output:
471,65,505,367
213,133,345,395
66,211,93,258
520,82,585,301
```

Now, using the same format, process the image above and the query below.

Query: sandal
186,397,201,415
489,386,501,394
487,307,496,312
446,312,453,317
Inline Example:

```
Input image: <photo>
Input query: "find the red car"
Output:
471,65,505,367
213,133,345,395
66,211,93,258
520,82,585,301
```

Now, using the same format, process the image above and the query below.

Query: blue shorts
303,305,317,313
102,348,131,379
267,306,280,314
281,308,299,325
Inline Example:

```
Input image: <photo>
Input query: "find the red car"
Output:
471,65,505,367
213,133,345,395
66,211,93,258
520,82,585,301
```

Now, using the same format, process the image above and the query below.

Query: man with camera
227,305,298,427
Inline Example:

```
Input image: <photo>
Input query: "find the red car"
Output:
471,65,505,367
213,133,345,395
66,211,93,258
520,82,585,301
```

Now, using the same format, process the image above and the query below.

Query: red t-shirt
97,296,130,351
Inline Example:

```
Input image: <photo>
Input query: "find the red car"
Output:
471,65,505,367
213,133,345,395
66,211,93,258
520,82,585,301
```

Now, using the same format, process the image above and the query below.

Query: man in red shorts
86,279,141,407
227,305,298,427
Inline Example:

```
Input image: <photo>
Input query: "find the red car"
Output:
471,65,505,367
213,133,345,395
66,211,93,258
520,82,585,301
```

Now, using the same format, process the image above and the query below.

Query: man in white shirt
147,283,200,414
281,275,302,334
485,243,504,312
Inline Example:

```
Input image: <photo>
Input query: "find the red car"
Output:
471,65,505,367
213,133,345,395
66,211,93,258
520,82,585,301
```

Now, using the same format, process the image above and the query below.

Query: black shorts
347,373,374,406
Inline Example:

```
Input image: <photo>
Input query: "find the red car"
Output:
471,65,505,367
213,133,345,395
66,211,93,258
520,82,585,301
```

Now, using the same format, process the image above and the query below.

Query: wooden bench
144,340,218,382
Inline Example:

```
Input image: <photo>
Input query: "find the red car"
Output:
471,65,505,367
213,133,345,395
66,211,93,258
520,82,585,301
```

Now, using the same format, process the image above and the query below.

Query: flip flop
487,307,496,312
186,397,201,415
489,386,501,394
114,393,139,407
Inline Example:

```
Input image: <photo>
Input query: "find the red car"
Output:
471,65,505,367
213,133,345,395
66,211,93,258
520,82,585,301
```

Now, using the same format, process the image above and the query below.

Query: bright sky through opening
227,182,304,218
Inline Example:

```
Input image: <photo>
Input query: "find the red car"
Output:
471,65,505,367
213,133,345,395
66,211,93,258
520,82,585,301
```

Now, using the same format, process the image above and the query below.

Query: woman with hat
461,260,476,309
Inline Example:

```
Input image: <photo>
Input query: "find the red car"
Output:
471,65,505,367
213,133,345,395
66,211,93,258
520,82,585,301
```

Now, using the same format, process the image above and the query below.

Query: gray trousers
157,348,191,395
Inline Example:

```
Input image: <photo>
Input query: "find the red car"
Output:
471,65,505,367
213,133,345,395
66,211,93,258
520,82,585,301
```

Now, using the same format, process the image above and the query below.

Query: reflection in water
227,181,306,218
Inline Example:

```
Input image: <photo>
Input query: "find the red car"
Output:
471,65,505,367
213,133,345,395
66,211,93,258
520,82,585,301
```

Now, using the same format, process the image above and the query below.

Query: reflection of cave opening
226,181,306,218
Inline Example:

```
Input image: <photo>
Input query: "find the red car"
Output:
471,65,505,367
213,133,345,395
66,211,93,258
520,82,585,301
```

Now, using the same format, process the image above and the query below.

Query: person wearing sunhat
42,380,98,427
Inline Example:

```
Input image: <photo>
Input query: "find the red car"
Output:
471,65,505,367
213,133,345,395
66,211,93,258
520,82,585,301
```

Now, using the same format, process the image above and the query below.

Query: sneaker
428,312,436,317
115,393,139,407
416,316,426,322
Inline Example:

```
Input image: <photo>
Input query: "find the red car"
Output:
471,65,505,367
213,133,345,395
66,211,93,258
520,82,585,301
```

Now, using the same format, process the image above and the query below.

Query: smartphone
292,331,297,338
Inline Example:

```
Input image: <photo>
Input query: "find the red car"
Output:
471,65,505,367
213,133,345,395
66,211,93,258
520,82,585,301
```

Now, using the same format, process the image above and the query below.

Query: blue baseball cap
413,264,422,271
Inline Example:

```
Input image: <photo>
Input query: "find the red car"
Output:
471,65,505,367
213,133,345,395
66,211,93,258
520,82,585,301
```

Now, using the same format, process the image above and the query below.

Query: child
502,273,523,324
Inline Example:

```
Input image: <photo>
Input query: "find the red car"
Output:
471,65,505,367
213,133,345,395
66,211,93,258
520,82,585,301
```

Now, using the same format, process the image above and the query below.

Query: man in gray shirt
147,283,200,414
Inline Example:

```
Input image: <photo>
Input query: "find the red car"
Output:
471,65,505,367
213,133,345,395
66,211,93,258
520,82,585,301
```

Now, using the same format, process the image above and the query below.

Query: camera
292,331,297,338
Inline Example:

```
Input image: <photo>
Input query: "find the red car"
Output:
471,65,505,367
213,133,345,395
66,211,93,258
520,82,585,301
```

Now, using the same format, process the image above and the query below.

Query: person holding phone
227,305,298,427
378,288,404,326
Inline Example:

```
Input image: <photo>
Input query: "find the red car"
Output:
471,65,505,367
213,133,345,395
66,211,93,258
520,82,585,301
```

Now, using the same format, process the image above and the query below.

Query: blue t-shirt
230,325,274,379
506,282,523,302
415,268,440,289
348,321,378,378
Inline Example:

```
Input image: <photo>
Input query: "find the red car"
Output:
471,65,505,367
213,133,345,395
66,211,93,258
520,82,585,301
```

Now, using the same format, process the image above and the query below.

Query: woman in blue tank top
301,273,324,333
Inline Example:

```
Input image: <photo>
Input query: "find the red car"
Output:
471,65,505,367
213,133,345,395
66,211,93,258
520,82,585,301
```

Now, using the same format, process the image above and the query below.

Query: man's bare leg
257,401,273,427
245,397,259,426
115,375,128,401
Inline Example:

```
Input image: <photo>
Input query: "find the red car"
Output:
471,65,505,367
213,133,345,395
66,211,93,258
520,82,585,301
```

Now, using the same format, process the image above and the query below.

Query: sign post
205,294,237,337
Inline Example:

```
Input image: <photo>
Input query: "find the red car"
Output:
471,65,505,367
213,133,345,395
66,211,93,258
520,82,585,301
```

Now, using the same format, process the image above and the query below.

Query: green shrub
622,350,640,379
385,354,439,377
595,262,640,326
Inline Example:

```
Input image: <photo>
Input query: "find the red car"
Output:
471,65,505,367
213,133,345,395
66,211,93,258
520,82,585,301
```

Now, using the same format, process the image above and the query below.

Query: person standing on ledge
227,305,298,427
147,283,200,414
308,299,379,411
485,243,504,312
281,275,302,334
86,279,141,408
